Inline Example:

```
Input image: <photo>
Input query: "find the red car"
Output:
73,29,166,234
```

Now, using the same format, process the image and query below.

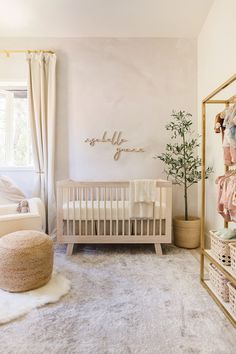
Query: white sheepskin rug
0,273,71,324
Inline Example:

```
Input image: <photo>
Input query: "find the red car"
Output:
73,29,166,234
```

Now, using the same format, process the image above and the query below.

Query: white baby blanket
129,180,157,219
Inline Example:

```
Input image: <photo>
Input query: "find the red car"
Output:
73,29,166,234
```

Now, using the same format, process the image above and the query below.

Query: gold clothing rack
201,73,236,328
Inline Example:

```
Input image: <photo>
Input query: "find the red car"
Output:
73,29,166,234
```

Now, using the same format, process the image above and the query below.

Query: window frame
0,83,34,170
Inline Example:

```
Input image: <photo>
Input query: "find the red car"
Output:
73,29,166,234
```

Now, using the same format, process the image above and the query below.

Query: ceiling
0,0,214,38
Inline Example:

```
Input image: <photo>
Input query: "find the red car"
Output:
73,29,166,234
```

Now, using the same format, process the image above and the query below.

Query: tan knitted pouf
0,230,53,292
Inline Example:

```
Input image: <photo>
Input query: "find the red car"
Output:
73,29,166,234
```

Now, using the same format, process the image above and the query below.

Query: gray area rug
0,244,235,354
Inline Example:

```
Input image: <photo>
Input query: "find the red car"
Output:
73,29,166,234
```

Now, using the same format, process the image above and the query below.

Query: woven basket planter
208,263,229,302
173,217,200,249
229,243,236,276
210,231,236,266
227,282,236,314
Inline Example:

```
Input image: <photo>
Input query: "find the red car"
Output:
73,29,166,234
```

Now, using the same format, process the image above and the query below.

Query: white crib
56,180,172,255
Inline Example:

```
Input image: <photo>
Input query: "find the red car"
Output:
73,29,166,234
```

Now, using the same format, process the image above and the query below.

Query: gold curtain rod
0,50,55,57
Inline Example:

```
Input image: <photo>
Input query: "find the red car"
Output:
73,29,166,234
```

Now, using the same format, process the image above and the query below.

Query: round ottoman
0,230,53,292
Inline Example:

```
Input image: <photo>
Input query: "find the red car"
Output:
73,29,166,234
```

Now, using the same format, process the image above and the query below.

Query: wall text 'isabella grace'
84,131,144,160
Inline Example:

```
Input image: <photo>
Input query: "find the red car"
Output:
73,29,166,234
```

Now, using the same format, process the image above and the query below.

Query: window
0,84,33,168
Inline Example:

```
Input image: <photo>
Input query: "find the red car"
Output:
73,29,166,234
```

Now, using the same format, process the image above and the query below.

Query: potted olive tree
154,110,212,248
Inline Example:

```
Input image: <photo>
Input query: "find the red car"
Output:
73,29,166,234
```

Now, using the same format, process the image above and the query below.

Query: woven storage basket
229,243,236,276
208,263,229,302
227,282,236,314
210,231,236,266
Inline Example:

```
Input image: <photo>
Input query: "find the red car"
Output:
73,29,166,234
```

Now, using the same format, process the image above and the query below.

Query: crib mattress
62,200,166,220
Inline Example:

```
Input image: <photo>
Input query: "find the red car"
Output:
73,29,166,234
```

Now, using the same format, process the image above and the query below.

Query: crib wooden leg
66,243,74,256
154,243,163,255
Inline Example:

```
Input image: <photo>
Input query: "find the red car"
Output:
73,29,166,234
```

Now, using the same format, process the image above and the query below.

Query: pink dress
217,175,236,222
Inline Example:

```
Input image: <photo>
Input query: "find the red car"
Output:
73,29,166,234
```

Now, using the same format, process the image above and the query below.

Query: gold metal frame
201,73,236,328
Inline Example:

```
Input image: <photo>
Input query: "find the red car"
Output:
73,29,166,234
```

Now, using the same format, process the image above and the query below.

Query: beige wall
198,0,236,234
0,38,197,216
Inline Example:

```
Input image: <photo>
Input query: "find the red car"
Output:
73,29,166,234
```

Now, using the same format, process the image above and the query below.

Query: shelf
204,249,236,285
202,280,236,327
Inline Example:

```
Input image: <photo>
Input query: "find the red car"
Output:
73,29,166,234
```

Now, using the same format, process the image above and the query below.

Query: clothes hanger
225,168,236,177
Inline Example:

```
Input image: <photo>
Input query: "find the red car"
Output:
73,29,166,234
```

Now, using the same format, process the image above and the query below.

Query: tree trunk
184,186,188,220
182,131,188,221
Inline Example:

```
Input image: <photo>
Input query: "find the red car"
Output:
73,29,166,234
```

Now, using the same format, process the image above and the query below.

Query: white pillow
0,175,26,204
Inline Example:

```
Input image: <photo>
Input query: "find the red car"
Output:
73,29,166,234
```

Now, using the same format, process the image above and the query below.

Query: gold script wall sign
114,147,145,161
84,131,145,160
84,131,128,147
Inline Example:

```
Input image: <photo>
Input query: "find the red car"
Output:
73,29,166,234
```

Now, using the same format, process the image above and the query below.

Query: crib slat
98,187,100,236
56,185,64,242
79,187,82,236
116,188,119,236
122,187,125,236
67,187,69,236
129,214,131,236
110,188,112,236
72,187,75,236
153,187,156,236
166,185,172,240
76,187,79,235
85,188,88,235
92,187,94,236
159,187,162,236
104,187,106,236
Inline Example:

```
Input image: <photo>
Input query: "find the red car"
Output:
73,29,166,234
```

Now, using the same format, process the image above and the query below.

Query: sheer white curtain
27,52,56,235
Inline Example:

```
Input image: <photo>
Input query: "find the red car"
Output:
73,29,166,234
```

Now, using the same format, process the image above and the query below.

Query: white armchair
0,197,45,237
